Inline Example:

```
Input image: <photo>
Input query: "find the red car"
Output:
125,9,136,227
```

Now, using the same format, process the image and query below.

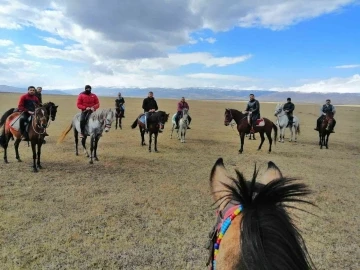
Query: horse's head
224,108,233,126
104,109,115,132
44,102,58,121
274,103,283,117
182,108,189,120
206,158,315,270
34,106,49,129
156,111,170,130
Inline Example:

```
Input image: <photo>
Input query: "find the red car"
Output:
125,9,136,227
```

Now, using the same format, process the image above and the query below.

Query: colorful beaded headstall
212,205,243,270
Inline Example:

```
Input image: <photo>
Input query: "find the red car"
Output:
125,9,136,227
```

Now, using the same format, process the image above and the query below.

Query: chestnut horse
131,111,169,152
318,112,335,149
224,108,277,154
205,157,315,270
0,105,49,172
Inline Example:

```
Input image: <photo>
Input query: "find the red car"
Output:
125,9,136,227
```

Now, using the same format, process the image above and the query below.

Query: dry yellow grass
0,93,359,269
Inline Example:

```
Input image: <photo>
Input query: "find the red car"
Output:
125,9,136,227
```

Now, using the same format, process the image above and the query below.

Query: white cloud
186,73,253,81
41,37,64,45
270,74,360,93
205,37,217,44
0,39,14,46
334,64,360,69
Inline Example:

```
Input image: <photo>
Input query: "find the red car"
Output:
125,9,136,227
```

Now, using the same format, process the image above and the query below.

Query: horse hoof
37,165,43,169
89,160,93,164
4,160,9,164
155,150,159,153
33,169,38,173
17,159,22,162
94,157,99,161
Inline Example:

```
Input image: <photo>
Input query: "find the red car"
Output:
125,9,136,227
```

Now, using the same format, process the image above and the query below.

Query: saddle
255,118,265,126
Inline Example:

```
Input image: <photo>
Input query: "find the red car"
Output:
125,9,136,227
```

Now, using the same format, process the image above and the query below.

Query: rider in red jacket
76,85,100,137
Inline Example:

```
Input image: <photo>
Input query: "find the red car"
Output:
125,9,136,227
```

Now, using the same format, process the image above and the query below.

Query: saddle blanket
9,115,32,132
138,114,146,124
255,118,265,127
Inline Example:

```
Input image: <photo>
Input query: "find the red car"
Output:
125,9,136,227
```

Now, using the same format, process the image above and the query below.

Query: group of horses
0,101,335,171
0,100,326,269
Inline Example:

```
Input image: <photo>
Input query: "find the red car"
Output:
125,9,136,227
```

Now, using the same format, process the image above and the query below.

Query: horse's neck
231,110,244,124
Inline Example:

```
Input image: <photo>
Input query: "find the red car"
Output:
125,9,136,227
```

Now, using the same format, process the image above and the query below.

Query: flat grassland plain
0,93,359,270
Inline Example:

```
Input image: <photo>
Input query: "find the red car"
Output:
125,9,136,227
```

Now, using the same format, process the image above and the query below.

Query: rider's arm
18,95,27,112
252,101,259,113
154,100,158,111
142,99,147,111
77,94,86,110
93,95,100,110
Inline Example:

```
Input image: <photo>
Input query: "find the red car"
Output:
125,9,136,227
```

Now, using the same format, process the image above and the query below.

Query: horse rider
283,97,295,126
17,86,40,141
175,97,191,129
35,86,43,105
314,99,336,133
142,91,162,133
244,94,260,133
115,92,125,118
77,85,100,138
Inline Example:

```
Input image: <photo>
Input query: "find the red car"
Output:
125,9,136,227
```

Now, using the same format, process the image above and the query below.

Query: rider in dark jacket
142,91,161,132
314,99,336,133
244,94,260,133
115,92,125,118
283,97,295,126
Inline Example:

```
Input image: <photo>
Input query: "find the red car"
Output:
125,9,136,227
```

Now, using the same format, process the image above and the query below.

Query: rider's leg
144,112,149,131
314,116,322,131
175,112,181,129
20,112,30,141
187,115,191,129
79,111,87,137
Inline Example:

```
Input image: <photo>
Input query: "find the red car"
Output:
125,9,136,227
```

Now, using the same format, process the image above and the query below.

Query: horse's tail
272,122,278,144
131,118,138,129
236,163,315,270
0,108,15,128
57,122,73,144
0,126,5,148
296,123,300,135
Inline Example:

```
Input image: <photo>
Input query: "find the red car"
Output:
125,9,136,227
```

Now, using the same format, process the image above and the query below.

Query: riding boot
20,119,29,141
122,111,125,118
80,120,85,137
175,119,179,129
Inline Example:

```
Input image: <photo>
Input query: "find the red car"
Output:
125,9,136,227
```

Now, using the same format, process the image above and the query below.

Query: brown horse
318,112,335,149
0,105,49,172
205,157,315,270
115,107,124,130
224,108,277,154
131,111,169,152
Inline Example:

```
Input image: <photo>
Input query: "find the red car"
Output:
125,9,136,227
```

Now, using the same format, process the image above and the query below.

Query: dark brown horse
0,105,49,172
224,108,277,154
115,107,124,130
131,111,169,152
318,112,335,149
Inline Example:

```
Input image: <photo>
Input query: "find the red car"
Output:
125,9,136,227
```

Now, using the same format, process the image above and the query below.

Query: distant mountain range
1,85,359,105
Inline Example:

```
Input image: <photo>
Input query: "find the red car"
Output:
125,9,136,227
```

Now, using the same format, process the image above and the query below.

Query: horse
0,105,49,172
0,102,58,142
205,157,316,270
224,109,278,154
115,106,124,130
274,103,300,143
318,112,334,149
57,108,115,164
170,108,189,143
131,111,169,152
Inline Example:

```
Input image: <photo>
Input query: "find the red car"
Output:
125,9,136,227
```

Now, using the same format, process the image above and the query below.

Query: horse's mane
0,108,15,128
219,165,316,270
92,108,114,122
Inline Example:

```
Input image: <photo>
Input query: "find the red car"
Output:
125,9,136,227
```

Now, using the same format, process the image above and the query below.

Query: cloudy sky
0,0,359,93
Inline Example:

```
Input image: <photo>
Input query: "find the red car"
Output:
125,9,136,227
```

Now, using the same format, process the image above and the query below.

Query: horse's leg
326,133,330,149
13,137,22,162
252,133,256,140
266,130,273,153
154,132,159,152
239,132,245,154
148,132,152,152
94,136,100,161
182,126,186,143
140,126,146,146
170,124,174,139
82,136,89,157
281,127,285,143
31,141,38,172
37,141,43,169
89,135,94,164
119,117,122,129
258,131,266,151
3,135,11,163
74,128,79,156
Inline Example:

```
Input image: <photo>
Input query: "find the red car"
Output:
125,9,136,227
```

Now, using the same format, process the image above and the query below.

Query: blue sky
0,0,359,93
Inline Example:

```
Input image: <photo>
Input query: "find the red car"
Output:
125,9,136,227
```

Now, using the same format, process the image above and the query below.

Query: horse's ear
261,161,283,184
34,103,40,108
210,158,234,211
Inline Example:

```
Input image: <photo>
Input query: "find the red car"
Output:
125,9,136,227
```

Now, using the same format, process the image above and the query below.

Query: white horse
274,103,300,143
58,108,115,163
170,108,189,143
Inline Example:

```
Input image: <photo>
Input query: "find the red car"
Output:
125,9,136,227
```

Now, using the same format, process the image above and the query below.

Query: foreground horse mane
92,108,114,122
216,163,316,270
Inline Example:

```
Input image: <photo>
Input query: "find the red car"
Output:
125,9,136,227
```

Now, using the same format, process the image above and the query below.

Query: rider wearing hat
283,97,295,126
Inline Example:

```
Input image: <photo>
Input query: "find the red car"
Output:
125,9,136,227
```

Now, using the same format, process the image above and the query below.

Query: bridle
206,201,243,270
31,107,49,136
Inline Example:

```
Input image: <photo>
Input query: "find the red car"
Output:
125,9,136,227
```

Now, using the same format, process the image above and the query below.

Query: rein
31,107,48,136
